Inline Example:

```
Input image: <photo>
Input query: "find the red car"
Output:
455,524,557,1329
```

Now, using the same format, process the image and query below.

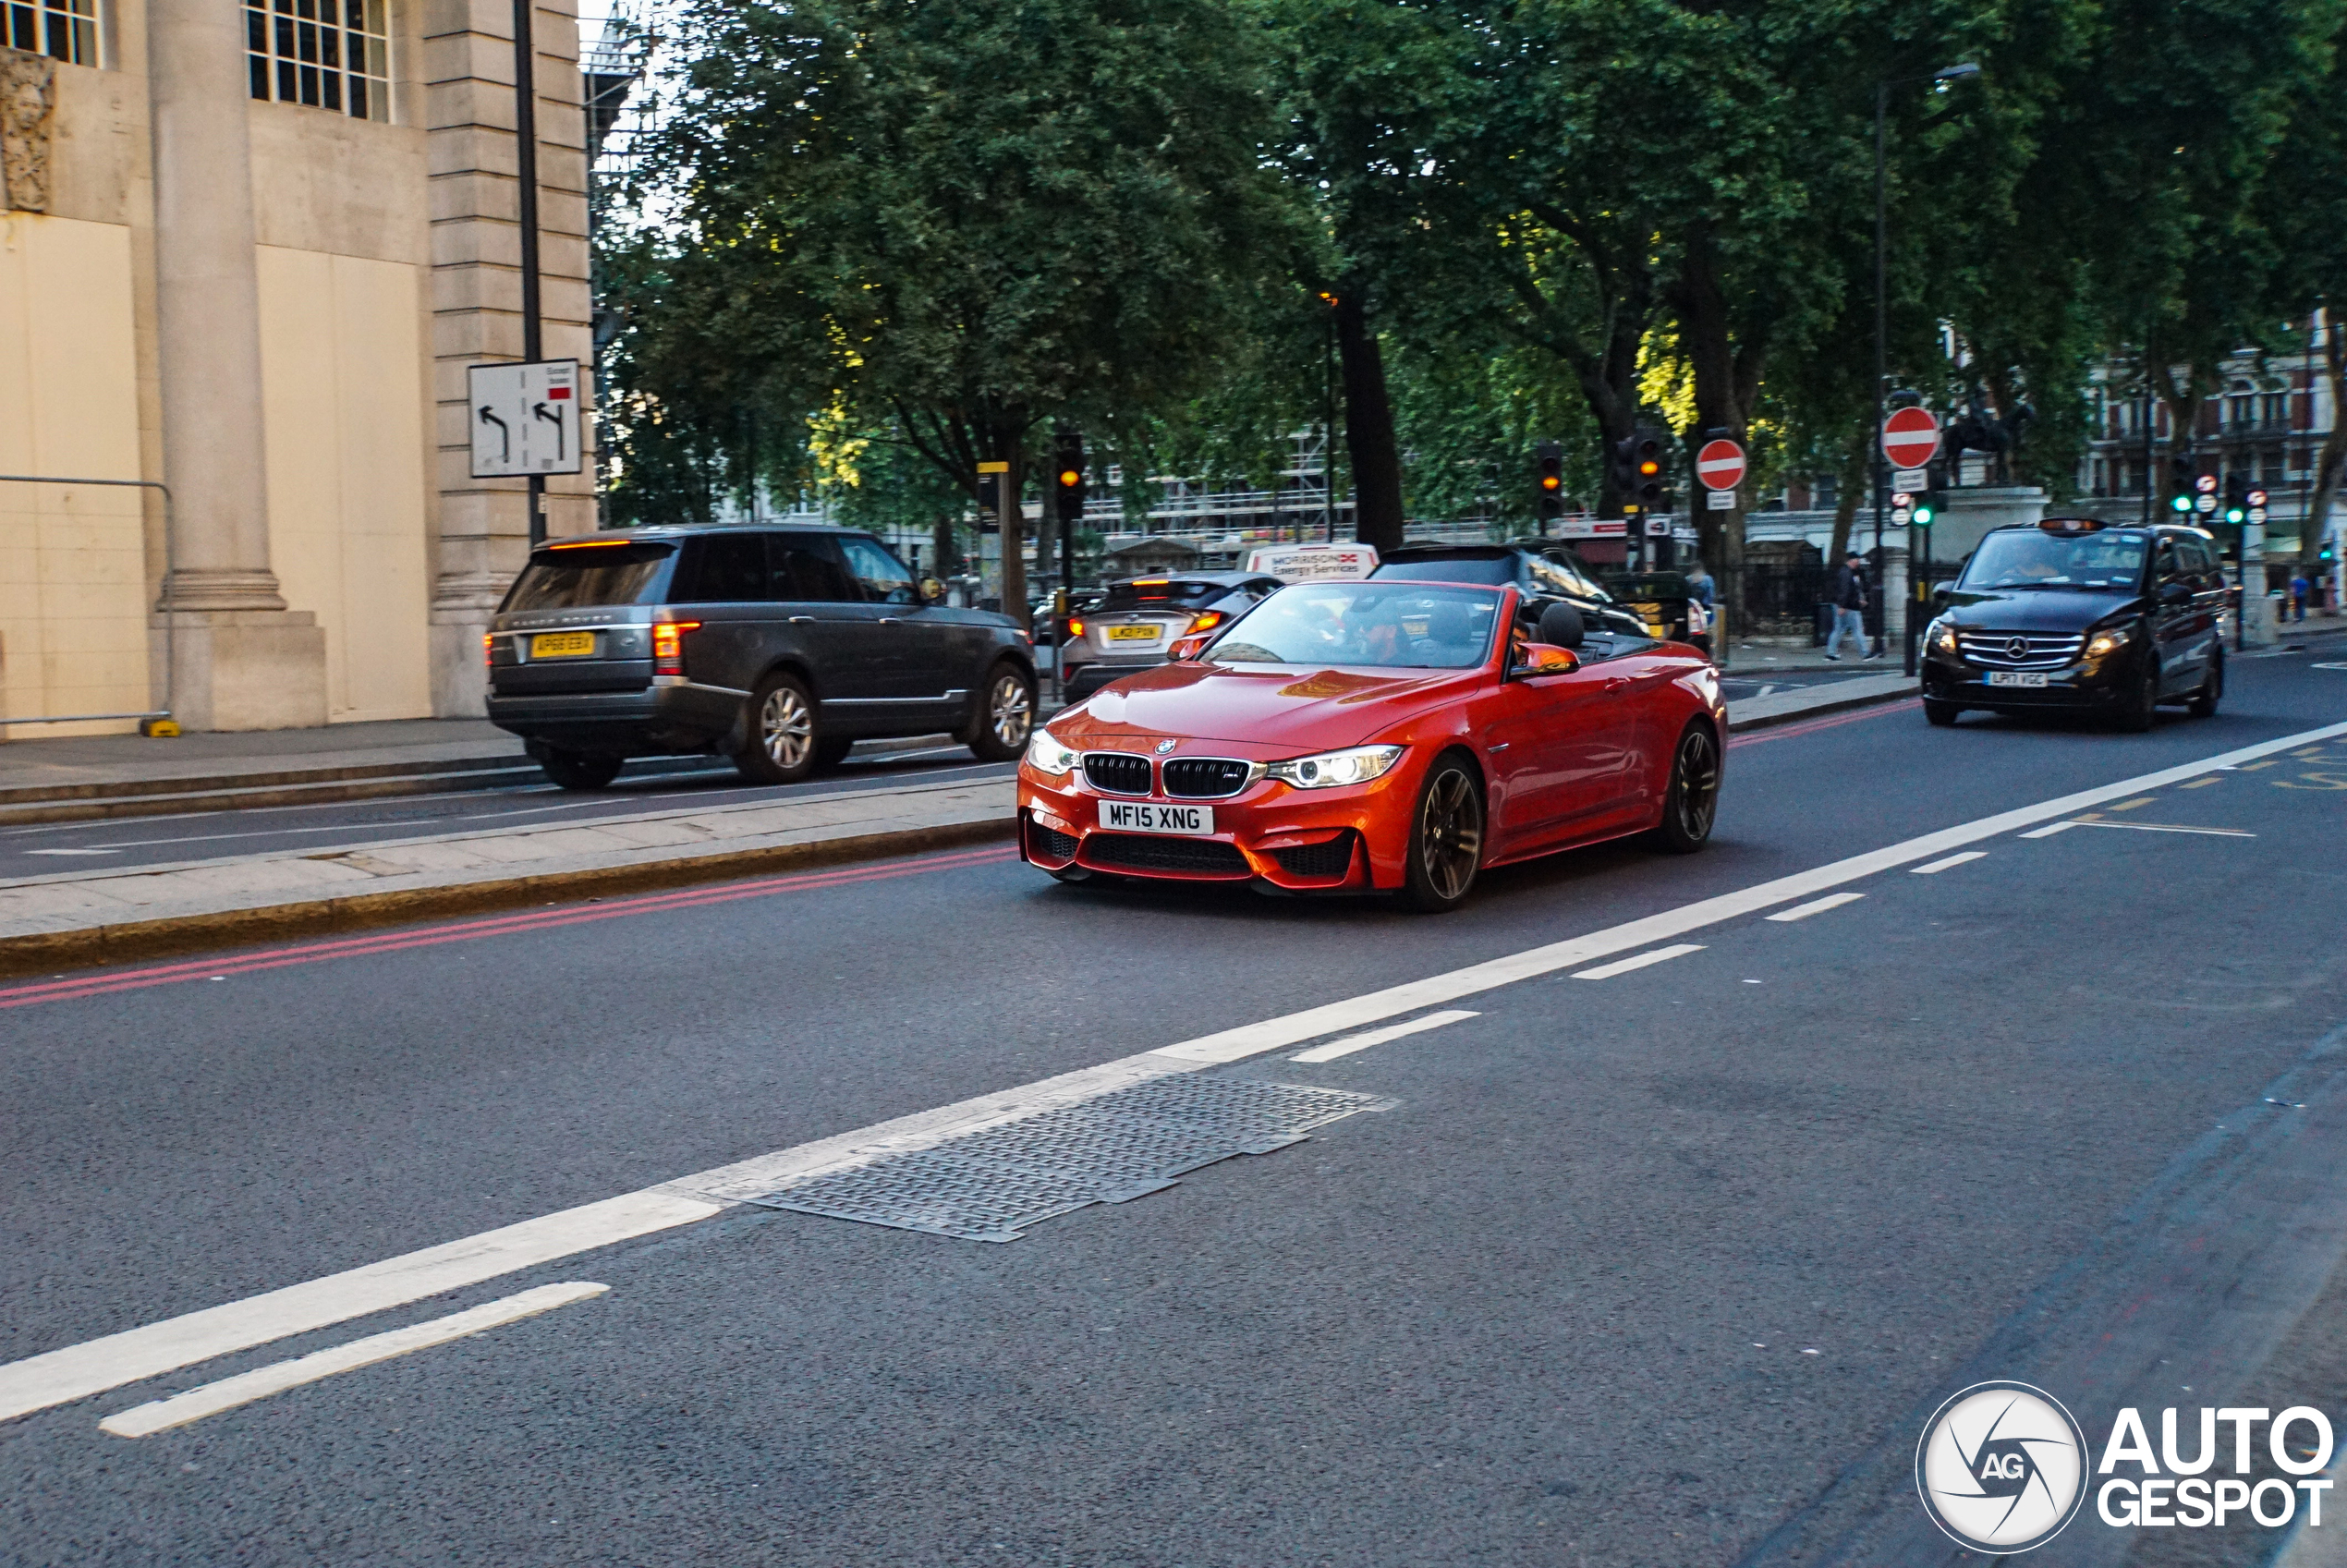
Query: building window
247,0,389,122
6,0,98,65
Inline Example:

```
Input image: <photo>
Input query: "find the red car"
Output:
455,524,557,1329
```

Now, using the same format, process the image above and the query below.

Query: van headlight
1267,745,1405,789
2086,625,2134,658
1025,730,1078,775
1928,617,1959,656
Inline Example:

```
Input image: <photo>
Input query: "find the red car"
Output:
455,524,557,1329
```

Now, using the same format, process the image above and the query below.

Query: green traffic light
1912,504,1933,527
2226,507,2245,524
2170,494,2193,513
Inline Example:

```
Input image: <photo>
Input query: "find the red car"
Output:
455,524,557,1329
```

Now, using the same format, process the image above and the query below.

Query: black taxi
1920,518,2226,730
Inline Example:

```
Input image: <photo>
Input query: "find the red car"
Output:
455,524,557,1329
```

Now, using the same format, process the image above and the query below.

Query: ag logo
1915,1380,2088,1552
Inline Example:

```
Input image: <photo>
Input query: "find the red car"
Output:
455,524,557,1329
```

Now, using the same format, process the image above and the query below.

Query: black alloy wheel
538,748,623,791
1651,721,1721,854
1923,698,1961,727
2114,650,2160,733
2188,647,2223,718
734,672,821,784
965,662,1037,762
1401,754,1485,912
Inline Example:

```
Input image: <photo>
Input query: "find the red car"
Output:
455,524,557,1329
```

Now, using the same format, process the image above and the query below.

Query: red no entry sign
1695,438,1745,491
1881,407,1940,469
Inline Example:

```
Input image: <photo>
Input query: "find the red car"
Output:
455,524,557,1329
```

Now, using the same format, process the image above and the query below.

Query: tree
620,0,1292,619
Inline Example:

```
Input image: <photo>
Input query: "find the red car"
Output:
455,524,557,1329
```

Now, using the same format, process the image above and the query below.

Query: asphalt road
3,650,2344,1566
0,742,1018,875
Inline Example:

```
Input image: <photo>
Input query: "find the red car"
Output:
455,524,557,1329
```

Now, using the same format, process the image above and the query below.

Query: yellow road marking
2242,760,2280,771
2108,796,2158,811
2181,778,2222,789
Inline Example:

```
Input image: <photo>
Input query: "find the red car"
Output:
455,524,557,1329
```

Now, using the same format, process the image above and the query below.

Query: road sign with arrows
468,359,583,478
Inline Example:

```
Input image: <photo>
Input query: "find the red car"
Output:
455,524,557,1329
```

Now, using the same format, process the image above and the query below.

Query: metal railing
0,473,175,728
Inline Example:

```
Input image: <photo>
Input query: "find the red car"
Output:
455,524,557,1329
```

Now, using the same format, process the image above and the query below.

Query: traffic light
2222,471,2249,525
1053,433,1086,526
1912,499,1935,528
1536,440,1563,517
1613,431,1665,516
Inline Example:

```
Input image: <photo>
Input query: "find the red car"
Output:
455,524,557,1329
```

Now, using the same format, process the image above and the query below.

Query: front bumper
484,680,743,756
1016,760,1417,892
1920,650,2134,709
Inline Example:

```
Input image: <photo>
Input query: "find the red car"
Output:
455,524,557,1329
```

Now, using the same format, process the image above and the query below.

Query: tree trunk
1334,292,1405,552
1826,423,1871,567
994,423,1028,631
1670,230,1766,669
2302,313,2346,584
2149,360,2208,514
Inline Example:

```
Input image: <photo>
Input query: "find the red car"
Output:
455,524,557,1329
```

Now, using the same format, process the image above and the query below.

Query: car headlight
1025,730,1078,775
1928,617,1959,655
1267,745,1405,789
2086,625,2134,658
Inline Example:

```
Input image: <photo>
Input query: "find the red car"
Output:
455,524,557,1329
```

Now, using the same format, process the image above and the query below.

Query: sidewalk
0,675,1917,977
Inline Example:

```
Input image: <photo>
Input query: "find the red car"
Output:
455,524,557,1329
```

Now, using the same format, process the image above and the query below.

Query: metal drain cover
748,1076,1388,1241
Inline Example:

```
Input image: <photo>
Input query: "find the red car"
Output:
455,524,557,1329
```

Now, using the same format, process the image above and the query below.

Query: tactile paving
748,1076,1387,1241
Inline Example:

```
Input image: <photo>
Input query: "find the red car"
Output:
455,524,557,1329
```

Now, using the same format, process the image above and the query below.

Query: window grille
247,0,389,122
6,0,97,65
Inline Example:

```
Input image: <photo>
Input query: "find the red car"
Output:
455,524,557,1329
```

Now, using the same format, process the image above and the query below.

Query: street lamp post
1878,62,1978,673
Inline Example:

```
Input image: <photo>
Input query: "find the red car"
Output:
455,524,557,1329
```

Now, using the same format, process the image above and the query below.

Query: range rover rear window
503,541,676,611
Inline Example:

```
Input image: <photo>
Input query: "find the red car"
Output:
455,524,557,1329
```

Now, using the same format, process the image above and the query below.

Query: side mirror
918,577,947,605
1512,644,1579,676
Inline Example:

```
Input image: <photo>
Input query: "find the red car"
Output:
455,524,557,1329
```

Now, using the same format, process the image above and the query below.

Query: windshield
1374,556,1510,587
1101,580,1227,612
502,541,675,611
1204,583,1502,670
1961,529,2148,591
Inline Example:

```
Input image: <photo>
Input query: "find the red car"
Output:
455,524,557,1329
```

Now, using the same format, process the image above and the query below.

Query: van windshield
1961,529,2147,591
503,541,675,611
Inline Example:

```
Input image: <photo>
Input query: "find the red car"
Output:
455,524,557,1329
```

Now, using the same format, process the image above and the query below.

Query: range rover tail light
652,620,700,676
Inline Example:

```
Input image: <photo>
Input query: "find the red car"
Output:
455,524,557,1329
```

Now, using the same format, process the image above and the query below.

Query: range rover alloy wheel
735,673,820,785
966,662,1037,762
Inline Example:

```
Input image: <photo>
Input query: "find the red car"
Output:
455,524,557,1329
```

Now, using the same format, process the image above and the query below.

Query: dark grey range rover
487,525,1038,788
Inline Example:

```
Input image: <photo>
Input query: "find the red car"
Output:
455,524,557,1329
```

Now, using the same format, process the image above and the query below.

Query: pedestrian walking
1684,563,1715,608
2291,571,2311,623
1824,551,1871,661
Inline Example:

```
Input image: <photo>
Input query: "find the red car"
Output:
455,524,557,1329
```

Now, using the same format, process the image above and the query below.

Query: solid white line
1292,1010,1479,1063
6,717,2341,1426
1766,893,1866,923
2021,821,2076,838
98,1282,607,1439
1910,851,1988,874
0,1191,713,1426
1572,944,1706,980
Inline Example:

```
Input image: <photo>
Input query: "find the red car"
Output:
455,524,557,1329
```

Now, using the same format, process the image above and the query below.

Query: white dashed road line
1766,893,1866,922
97,1282,609,1439
1572,944,1707,980
2068,820,2256,837
4,718,2341,1428
1292,1010,1480,1063
1909,851,1987,874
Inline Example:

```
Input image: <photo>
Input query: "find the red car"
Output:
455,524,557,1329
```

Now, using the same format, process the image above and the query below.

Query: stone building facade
0,0,593,736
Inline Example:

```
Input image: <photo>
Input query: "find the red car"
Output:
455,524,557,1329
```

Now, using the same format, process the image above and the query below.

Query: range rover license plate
1987,671,2049,688
530,631,597,659
1101,800,1213,835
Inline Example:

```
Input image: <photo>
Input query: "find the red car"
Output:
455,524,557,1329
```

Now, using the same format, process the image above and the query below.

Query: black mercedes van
486,526,1037,788
1919,518,2226,730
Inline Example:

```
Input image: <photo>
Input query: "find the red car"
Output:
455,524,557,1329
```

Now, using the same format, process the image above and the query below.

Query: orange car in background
1016,579,1724,912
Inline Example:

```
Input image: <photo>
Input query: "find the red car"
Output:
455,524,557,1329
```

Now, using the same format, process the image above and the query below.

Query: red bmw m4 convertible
1016,578,1725,911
